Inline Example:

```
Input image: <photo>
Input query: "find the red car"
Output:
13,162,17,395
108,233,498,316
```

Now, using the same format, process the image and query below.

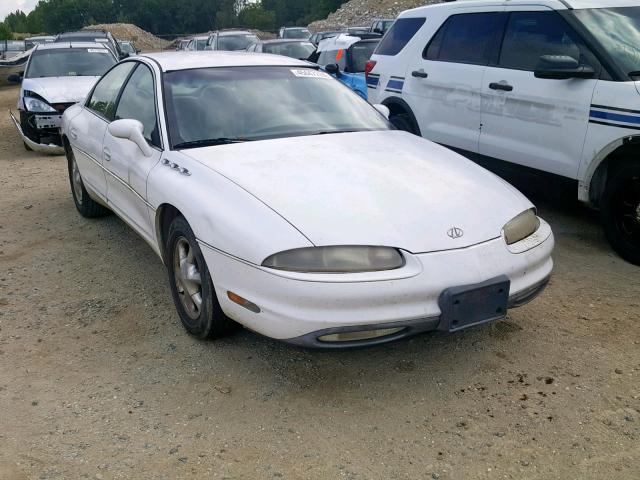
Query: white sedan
61,52,554,348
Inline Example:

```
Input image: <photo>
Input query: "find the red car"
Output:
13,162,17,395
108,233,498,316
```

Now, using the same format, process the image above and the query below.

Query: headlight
24,96,56,113
262,246,405,273
503,209,540,245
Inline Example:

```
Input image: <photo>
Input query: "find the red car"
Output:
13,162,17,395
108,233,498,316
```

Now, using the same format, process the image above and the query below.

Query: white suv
367,0,640,265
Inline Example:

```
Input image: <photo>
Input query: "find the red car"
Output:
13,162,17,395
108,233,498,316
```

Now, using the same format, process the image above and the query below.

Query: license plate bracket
438,275,510,332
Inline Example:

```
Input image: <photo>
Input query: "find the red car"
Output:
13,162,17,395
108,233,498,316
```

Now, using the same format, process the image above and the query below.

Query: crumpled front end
10,109,65,154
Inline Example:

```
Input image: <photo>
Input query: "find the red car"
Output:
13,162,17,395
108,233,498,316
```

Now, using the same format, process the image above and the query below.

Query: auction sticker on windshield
290,69,331,79
88,49,111,53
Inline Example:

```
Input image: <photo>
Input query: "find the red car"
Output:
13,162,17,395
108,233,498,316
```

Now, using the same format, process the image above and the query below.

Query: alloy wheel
71,152,83,205
173,237,203,320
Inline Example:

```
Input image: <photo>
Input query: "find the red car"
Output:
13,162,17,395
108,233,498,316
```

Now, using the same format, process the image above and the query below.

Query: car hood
21,76,100,104
183,130,534,253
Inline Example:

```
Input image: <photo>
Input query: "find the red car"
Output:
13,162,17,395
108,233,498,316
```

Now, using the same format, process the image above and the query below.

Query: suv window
318,49,347,70
375,17,425,56
425,13,503,65
115,64,160,147
499,11,585,71
87,62,136,120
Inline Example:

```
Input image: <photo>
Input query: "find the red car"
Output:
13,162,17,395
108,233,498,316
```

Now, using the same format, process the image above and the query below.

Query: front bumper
200,220,554,348
9,110,65,155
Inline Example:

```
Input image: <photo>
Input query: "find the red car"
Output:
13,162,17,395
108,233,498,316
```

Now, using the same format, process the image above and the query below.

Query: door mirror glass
534,55,595,79
373,104,390,119
108,119,153,157
324,63,340,76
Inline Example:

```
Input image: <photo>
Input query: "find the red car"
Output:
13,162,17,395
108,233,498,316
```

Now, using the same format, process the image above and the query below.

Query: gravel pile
309,0,442,31
84,23,171,52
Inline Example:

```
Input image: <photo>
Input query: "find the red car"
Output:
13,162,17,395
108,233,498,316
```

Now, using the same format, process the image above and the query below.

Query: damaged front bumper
9,109,65,155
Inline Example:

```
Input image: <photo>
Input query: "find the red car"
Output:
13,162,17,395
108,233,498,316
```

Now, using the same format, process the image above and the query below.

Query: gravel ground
0,84,639,480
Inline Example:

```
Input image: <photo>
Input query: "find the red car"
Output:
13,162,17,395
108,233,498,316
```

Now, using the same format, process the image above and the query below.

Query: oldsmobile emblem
447,227,464,239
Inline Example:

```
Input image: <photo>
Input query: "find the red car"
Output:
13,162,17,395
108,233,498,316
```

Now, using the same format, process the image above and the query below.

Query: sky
1,0,39,21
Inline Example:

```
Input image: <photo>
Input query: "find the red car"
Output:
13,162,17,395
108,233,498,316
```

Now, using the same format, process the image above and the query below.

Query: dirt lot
0,84,638,480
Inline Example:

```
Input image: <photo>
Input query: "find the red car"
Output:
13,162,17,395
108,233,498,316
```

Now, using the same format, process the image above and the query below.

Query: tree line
0,0,347,39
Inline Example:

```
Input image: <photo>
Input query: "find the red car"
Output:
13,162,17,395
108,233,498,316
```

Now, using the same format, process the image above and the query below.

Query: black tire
23,141,32,151
20,111,40,145
66,144,110,218
601,161,640,266
166,216,238,339
390,114,417,135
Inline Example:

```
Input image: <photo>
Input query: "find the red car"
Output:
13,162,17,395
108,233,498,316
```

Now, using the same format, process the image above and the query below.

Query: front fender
147,152,313,266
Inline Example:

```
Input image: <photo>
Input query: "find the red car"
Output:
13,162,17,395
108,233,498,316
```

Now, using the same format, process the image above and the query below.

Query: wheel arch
583,135,640,207
381,96,422,136
155,203,185,265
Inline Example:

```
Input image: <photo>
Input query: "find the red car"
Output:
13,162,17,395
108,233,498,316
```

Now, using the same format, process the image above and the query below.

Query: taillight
365,60,377,80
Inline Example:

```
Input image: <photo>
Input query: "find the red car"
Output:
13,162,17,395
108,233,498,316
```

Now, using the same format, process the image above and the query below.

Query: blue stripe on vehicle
590,109,640,125
387,79,404,90
366,76,380,87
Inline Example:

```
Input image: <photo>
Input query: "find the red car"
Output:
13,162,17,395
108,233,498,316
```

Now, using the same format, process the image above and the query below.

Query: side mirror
373,104,390,119
7,73,22,84
324,63,340,77
534,55,595,80
108,119,153,157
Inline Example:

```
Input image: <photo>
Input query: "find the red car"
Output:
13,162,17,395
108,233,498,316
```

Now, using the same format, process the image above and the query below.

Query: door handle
69,128,78,140
489,82,513,92
103,147,111,162
411,70,429,78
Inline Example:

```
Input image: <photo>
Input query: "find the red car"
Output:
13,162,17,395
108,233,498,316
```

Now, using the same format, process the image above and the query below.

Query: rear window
350,41,379,72
375,17,425,56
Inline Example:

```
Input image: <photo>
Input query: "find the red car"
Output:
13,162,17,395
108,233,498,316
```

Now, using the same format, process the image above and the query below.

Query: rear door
403,8,505,153
479,8,599,178
102,62,162,238
70,62,136,198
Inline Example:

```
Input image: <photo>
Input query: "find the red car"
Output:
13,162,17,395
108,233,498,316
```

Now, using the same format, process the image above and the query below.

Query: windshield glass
120,42,135,54
573,7,640,77
263,42,315,59
350,41,379,72
283,29,311,39
25,48,116,78
217,34,259,51
164,66,388,147
196,39,208,50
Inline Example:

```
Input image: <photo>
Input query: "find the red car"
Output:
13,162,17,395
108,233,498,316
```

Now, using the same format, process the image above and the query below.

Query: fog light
227,291,260,313
318,327,405,343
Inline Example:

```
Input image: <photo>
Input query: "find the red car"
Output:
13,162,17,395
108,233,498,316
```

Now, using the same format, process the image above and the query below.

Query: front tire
66,144,110,218
601,161,640,265
390,114,417,135
166,216,238,339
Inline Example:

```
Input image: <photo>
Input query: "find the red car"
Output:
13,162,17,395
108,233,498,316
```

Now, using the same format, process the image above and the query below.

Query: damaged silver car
10,42,117,154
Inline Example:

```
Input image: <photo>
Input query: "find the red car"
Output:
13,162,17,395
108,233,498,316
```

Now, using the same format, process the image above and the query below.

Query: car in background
309,31,340,46
315,34,380,99
1,48,31,85
175,38,191,51
186,36,209,51
279,27,311,39
246,40,315,61
0,40,26,60
54,30,126,59
118,40,138,56
345,26,373,36
25,36,55,50
10,42,117,153
370,19,395,35
206,30,259,51
61,51,553,348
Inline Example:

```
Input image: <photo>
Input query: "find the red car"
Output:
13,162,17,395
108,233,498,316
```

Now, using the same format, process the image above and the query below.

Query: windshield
283,29,311,39
25,48,116,78
350,41,379,72
164,66,388,147
573,7,640,77
263,42,315,59
196,39,208,50
217,34,259,51
120,42,135,54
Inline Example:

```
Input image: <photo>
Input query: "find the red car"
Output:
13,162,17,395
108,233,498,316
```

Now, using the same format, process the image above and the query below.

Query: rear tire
166,216,238,339
390,114,417,135
601,161,640,266
66,144,110,218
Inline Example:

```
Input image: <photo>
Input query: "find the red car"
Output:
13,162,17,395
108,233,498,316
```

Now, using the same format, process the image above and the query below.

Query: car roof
217,30,254,36
260,39,313,44
35,42,112,51
57,30,108,38
141,51,312,71
400,0,638,15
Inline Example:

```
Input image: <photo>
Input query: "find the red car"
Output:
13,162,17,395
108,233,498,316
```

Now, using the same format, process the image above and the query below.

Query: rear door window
424,12,503,65
375,17,426,56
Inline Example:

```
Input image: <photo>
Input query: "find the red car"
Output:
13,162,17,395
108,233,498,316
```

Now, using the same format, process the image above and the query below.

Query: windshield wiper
310,129,362,136
174,138,247,149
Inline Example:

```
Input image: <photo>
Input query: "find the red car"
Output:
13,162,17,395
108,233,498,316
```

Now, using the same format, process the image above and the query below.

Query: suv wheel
166,216,238,339
390,114,417,135
66,145,110,218
601,161,640,265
